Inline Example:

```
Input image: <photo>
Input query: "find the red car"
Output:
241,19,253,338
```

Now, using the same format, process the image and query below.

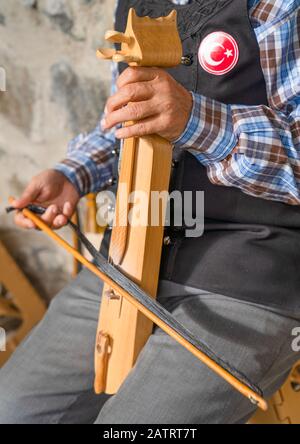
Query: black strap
6,204,263,398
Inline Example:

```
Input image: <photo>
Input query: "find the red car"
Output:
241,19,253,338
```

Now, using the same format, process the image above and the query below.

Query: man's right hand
12,169,80,230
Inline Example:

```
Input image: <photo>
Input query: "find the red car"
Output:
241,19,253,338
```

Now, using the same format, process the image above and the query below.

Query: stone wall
0,0,114,300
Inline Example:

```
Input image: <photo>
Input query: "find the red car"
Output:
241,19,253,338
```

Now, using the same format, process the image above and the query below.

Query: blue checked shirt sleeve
174,1,300,205
54,125,116,197
54,63,119,197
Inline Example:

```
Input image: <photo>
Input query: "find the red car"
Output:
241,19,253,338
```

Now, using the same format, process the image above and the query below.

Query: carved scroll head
97,8,182,68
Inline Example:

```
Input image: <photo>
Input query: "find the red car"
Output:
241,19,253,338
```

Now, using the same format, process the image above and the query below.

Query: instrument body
95,8,182,394
96,136,172,394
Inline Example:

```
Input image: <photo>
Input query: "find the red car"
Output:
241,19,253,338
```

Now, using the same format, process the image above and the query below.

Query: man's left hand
101,67,193,142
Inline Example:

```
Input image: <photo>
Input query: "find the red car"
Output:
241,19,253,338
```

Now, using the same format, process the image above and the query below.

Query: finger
117,67,160,89
106,82,155,113
53,215,68,229
115,117,158,139
40,205,59,226
63,201,74,218
13,182,40,209
14,212,36,230
103,101,157,130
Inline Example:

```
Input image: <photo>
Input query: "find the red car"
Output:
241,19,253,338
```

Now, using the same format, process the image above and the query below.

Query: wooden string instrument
6,9,269,411
94,8,182,395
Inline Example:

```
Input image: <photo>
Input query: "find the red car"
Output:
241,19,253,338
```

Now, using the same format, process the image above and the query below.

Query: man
0,0,299,424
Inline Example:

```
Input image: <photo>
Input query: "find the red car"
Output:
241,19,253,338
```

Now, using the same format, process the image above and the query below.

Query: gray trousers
0,267,299,424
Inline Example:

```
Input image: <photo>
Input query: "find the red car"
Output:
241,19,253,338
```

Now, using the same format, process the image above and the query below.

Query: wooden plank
95,7,182,395
96,136,172,394
0,241,46,367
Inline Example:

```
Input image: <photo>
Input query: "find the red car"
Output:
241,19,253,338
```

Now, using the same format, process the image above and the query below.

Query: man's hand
12,170,80,230
102,67,193,141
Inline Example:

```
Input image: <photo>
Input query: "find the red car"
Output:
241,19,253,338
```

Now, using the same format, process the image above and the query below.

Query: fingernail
12,198,20,207
101,118,107,130
52,206,58,215
104,106,108,115
64,202,71,213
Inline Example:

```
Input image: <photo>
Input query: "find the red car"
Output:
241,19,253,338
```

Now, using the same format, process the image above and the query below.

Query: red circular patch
198,32,239,76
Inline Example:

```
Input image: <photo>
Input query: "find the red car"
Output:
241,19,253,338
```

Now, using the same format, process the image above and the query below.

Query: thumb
13,182,40,209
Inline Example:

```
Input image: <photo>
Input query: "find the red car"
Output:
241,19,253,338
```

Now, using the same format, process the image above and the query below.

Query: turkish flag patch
198,32,239,76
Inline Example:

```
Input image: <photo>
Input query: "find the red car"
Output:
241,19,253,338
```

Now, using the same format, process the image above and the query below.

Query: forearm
175,93,300,205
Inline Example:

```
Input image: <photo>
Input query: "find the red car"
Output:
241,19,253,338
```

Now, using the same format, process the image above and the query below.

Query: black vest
110,0,300,311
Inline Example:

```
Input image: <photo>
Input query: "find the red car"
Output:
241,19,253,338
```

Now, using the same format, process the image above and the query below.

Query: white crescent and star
202,42,226,67
224,49,233,58
198,32,239,75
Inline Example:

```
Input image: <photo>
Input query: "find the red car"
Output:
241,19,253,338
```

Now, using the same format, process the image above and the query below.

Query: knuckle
156,69,166,81
137,122,146,134
116,75,123,89
148,83,156,98
106,97,114,112
164,100,174,114
158,69,167,79
124,84,135,101
121,67,136,85
130,103,143,120
127,67,137,80
105,114,113,126
120,129,128,139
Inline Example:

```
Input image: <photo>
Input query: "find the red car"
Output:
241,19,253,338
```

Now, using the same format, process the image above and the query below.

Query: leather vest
110,0,300,311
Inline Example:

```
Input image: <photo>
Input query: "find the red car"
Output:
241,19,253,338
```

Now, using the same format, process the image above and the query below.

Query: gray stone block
50,60,108,135
0,55,35,136
21,0,38,8
40,0,74,34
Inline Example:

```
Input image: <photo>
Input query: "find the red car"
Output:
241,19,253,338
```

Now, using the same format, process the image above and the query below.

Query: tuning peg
97,48,117,60
113,54,141,64
105,30,132,45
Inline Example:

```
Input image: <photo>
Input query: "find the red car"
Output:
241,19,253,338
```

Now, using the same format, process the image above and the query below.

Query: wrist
172,91,196,145
53,162,83,197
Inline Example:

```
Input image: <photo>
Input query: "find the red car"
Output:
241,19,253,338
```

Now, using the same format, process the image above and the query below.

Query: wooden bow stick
8,199,268,411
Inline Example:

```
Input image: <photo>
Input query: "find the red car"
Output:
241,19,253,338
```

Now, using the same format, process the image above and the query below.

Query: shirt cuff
54,151,115,197
173,92,237,165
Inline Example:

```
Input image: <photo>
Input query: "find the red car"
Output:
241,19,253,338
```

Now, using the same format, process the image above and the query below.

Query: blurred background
0,0,114,301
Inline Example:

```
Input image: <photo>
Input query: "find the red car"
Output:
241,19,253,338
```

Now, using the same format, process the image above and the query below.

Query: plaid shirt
55,0,300,205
